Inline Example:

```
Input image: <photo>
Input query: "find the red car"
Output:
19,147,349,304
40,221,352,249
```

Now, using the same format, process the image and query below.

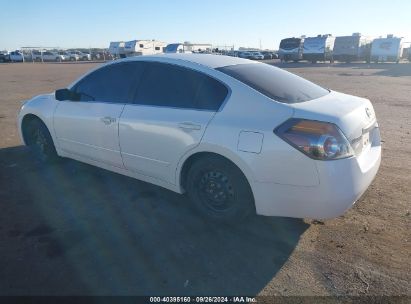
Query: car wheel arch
21,114,48,145
178,150,255,198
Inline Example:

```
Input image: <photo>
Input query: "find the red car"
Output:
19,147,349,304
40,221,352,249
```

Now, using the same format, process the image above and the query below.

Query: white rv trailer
164,43,189,53
123,40,167,57
333,33,372,63
303,34,335,63
165,42,212,54
109,40,166,58
370,35,403,63
278,37,304,62
108,41,125,58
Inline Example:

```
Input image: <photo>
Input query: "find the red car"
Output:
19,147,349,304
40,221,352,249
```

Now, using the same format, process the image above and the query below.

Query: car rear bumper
252,129,381,219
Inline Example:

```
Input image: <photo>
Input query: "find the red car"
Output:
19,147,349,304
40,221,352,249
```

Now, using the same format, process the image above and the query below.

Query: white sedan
17,54,381,221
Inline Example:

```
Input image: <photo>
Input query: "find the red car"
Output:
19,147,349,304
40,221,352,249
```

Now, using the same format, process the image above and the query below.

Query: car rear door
119,61,228,184
53,62,141,168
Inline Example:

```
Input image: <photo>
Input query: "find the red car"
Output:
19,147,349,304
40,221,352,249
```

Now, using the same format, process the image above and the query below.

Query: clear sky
0,0,410,50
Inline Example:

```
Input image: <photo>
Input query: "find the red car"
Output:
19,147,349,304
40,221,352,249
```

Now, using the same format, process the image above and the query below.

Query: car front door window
74,62,145,103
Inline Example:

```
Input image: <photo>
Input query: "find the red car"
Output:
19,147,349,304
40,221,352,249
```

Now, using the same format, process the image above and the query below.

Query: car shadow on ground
0,146,309,295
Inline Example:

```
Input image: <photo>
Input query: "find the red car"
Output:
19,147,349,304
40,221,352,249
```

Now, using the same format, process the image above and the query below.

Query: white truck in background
303,34,335,63
370,35,403,63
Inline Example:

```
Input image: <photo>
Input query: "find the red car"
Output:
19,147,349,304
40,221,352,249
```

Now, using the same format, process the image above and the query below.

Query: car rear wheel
24,119,59,163
186,156,255,222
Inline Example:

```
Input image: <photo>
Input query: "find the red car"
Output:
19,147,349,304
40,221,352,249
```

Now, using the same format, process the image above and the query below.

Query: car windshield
217,63,329,104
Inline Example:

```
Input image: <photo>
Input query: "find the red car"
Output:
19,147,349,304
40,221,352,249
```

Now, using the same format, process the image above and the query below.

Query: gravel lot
0,61,410,297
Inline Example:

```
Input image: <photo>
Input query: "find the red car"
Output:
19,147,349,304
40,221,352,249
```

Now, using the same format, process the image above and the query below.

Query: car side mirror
55,88,79,101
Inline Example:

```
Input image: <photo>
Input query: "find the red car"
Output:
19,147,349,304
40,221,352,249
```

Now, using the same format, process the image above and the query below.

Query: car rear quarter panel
178,79,320,188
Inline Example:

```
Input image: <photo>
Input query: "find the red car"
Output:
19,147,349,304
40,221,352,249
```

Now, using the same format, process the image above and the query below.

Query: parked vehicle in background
41,51,65,62
101,51,113,61
18,54,381,221
238,52,253,59
0,51,10,62
9,51,24,62
165,43,191,54
30,51,65,62
78,51,91,61
165,42,212,54
279,37,304,62
90,51,101,60
65,51,80,61
64,51,90,61
30,51,42,61
303,34,335,63
333,33,372,63
370,35,403,63
260,51,273,60
109,42,125,59
249,52,264,60
226,51,238,57
119,40,167,57
57,51,71,61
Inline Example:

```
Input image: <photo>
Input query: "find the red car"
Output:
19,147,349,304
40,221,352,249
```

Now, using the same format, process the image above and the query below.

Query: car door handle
100,116,116,125
178,122,202,131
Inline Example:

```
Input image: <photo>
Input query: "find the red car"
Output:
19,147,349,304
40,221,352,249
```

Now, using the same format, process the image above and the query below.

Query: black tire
186,155,255,222
24,119,59,163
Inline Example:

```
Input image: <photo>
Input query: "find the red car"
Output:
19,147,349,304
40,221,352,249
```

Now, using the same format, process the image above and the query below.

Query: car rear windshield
216,63,329,103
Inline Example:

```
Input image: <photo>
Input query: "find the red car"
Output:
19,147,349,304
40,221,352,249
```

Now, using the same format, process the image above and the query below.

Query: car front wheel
24,119,59,163
186,155,255,222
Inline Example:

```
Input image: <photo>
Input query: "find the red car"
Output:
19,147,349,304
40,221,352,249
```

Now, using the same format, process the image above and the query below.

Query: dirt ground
0,61,410,297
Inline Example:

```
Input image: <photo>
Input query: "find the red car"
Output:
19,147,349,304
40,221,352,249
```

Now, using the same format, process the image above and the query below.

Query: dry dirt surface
0,61,410,298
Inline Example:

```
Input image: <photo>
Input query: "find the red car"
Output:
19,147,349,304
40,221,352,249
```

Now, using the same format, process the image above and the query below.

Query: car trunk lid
290,90,378,156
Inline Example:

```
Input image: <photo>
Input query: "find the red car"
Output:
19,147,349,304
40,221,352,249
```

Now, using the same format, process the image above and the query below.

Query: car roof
123,53,258,69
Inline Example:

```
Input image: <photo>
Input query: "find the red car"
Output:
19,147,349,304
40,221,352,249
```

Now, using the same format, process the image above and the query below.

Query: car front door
53,62,141,168
119,61,229,184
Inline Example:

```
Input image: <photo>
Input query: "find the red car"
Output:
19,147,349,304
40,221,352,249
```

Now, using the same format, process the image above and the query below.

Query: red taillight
275,119,354,160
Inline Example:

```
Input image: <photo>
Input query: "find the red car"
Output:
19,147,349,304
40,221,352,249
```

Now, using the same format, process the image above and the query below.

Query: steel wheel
198,170,235,212
186,155,255,222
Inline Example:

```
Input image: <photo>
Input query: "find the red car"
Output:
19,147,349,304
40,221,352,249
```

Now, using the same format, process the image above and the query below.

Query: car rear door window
135,62,228,111
74,62,145,103
195,75,228,110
